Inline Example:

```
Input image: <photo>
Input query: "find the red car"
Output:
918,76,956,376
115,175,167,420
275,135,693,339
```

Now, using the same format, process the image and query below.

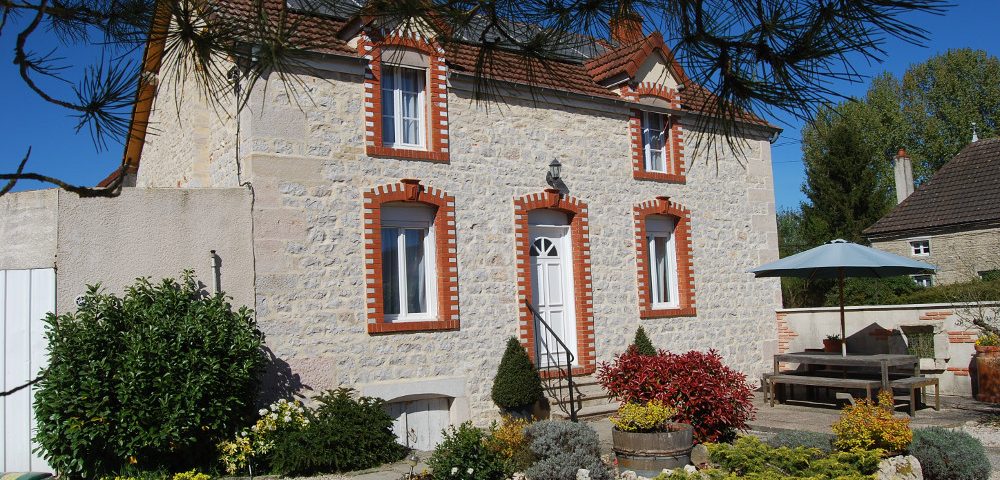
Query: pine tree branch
0,149,126,198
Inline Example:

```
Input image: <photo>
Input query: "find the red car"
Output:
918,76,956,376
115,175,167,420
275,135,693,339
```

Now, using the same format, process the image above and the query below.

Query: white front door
529,226,578,368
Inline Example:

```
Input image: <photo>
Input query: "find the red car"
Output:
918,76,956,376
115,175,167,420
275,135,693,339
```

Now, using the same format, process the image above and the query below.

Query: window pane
381,68,396,144
403,119,419,145
381,228,401,315
644,113,666,172
652,236,671,304
404,229,427,314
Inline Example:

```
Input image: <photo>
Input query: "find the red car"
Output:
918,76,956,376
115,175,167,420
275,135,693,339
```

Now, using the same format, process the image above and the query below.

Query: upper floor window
910,239,930,256
381,65,426,149
381,204,437,321
646,215,679,308
641,111,670,174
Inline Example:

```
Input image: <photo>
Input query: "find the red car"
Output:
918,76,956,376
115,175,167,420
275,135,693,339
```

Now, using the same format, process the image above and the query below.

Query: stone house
866,140,1000,286
2,2,782,453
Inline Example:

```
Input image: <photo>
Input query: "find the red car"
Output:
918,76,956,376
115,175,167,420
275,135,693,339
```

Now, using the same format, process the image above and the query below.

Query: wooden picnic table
773,352,919,391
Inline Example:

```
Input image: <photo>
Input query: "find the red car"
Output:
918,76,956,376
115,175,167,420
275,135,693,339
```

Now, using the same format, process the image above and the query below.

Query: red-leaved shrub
597,347,756,443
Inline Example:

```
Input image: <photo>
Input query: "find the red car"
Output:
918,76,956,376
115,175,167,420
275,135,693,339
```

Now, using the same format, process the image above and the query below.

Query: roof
865,138,1000,238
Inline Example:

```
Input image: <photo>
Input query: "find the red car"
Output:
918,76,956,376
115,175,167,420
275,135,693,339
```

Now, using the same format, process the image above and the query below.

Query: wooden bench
765,373,881,407
890,376,940,416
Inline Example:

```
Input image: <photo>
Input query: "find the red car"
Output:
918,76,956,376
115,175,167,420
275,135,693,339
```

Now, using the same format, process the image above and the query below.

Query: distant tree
776,207,831,308
900,49,1000,178
801,114,894,246
0,0,949,197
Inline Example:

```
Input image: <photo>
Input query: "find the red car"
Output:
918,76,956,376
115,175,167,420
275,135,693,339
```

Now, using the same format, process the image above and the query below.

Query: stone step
550,401,619,421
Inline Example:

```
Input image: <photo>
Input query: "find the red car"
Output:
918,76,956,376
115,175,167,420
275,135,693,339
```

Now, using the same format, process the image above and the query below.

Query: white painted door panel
1,269,55,472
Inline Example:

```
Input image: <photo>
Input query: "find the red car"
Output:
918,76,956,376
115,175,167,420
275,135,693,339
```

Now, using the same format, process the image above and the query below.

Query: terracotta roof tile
865,138,1000,237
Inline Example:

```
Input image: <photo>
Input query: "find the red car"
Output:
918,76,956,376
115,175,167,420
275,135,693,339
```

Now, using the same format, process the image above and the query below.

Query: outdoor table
773,352,919,391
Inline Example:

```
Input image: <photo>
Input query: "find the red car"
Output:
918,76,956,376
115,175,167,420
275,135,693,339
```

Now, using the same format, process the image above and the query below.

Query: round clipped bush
524,420,612,480
34,272,266,477
633,326,657,356
598,349,755,443
491,337,544,410
910,427,990,480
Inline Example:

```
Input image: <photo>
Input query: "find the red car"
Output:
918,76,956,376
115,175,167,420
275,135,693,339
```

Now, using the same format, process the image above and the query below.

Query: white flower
467,468,474,475
284,416,292,422
451,467,458,475
279,398,288,404
258,408,268,416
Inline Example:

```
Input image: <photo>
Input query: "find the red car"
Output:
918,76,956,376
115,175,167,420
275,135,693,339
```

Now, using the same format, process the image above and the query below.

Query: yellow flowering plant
610,400,678,433
976,332,1000,347
217,398,308,474
172,470,211,480
832,391,912,453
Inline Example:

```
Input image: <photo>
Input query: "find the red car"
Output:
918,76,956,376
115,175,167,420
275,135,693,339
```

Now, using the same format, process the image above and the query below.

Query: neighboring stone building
866,141,1000,286
3,2,782,451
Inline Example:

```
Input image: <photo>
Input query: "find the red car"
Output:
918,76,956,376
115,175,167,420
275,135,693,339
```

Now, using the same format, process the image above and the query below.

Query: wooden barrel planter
976,345,1000,403
612,423,694,477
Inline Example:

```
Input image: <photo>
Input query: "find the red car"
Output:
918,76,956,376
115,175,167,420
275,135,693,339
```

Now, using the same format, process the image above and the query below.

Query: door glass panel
381,228,400,315
545,262,563,306
404,228,426,314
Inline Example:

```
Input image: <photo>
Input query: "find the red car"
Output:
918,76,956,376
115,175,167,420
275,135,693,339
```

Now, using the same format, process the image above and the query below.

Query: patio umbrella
750,239,936,356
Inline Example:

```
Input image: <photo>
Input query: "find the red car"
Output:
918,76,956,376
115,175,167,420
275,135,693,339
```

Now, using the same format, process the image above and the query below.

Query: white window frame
909,239,930,256
382,64,427,150
911,274,933,288
381,208,437,322
646,216,680,309
641,111,672,174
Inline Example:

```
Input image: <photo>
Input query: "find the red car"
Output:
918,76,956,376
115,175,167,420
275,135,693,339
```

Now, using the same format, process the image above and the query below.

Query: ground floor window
381,204,437,321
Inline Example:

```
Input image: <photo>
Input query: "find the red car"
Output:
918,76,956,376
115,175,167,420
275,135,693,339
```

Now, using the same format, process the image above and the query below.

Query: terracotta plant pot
975,345,1000,403
613,423,694,477
823,339,843,353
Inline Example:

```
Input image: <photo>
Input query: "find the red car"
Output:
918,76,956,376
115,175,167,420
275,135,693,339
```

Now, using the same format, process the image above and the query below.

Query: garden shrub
765,430,834,453
610,400,677,433
597,349,755,442
171,471,210,480
832,391,912,452
33,273,265,478
910,427,991,480
218,398,308,474
487,416,533,472
268,388,406,476
709,436,881,479
428,422,512,480
633,326,657,356
491,337,544,410
523,420,612,480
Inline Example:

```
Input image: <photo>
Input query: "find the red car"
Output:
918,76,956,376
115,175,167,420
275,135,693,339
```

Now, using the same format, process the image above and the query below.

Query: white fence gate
1,269,54,472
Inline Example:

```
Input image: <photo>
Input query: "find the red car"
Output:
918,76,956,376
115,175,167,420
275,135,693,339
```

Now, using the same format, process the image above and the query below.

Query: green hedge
34,272,265,477
824,277,1000,307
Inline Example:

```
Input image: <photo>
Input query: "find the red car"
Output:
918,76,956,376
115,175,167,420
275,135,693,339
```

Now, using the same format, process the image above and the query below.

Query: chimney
893,149,915,204
610,12,644,45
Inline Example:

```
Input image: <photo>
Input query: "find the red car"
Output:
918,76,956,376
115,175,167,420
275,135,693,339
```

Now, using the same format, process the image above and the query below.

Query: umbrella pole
840,269,846,357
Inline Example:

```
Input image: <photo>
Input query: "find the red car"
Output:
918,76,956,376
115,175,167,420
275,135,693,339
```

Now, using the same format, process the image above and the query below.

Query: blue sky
2,2,999,203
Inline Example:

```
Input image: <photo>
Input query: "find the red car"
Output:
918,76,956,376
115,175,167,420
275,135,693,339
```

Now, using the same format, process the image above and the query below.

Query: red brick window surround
627,82,685,183
360,33,449,162
634,196,696,318
363,179,458,333
513,189,596,376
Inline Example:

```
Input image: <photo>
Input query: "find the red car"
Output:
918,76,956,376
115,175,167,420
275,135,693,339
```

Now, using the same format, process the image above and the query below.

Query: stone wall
776,303,1000,396
138,67,241,188
55,188,255,314
137,59,782,423
871,226,1000,285
0,189,57,271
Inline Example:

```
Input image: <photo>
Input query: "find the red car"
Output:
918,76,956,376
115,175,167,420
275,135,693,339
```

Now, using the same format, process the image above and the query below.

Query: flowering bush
172,470,211,480
487,416,532,471
976,332,1000,346
610,400,677,433
832,391,911,453
428,422,512,480
597,349,755,443
218,398,307,474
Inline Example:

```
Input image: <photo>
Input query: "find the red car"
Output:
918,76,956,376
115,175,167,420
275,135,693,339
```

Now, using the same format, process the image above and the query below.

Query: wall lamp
546,159,562,187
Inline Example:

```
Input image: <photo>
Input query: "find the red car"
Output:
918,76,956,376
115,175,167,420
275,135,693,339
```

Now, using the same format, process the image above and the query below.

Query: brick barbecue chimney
610,11,644,45
893,148,915,204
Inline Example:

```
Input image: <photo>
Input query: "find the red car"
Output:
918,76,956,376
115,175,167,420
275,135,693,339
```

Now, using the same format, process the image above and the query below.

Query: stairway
545,374,620,421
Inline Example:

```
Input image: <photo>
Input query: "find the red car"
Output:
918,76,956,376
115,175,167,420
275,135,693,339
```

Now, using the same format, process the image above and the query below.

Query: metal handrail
525,300,578,422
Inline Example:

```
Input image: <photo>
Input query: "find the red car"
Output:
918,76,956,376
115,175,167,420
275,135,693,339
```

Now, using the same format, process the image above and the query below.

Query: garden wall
776,303,1000,396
